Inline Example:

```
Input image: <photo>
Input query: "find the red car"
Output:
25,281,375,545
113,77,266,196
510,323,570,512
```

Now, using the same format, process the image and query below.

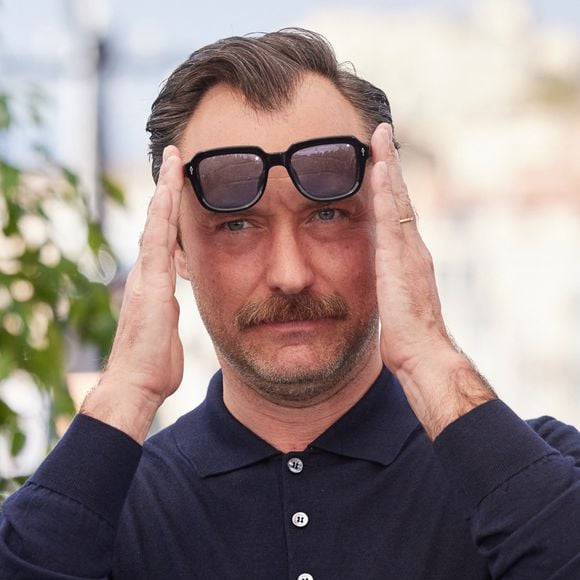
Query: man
1,28,579,579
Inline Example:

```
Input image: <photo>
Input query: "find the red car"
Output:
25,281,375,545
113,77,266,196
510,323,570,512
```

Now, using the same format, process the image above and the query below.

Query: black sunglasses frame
183,135,370,213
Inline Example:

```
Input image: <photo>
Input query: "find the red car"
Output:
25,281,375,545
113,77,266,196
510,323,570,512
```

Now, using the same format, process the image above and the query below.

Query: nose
265,225,315,295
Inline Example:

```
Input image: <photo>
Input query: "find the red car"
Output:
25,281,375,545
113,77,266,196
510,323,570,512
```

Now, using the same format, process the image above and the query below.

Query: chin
225,338,376,406
247,370,343,406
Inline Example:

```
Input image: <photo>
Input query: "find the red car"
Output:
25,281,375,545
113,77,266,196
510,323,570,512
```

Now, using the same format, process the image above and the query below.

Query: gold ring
399,217,415,224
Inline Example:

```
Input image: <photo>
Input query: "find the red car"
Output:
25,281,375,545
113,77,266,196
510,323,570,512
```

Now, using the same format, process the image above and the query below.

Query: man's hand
370,123,496,440
81,146,185,443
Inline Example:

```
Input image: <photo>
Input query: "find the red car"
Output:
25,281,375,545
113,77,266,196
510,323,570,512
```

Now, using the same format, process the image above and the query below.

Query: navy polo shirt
1,368,580,579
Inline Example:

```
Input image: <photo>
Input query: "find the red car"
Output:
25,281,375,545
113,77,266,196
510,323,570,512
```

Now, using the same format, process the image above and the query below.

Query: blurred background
1,0,579,481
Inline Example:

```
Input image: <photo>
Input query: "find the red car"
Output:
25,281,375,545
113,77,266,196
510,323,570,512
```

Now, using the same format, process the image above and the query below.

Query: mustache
235,293,349,330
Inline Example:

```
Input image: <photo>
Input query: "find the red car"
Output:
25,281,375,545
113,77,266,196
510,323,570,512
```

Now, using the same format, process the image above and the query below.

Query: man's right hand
80,146,185,444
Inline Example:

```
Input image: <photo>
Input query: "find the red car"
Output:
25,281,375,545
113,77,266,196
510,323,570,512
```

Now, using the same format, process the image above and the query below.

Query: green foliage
0,94,11,130
0,84,121,488
101,174,126,206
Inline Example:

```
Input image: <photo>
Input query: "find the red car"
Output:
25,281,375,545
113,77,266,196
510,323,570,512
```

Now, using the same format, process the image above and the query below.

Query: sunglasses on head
183,135,370,213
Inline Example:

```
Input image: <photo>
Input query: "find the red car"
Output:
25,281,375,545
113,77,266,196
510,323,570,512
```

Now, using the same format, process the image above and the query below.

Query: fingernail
163,146,171,162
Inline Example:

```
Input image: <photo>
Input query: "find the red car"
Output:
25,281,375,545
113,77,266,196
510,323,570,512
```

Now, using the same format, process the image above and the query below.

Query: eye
317,208,338,221
224,219,250,231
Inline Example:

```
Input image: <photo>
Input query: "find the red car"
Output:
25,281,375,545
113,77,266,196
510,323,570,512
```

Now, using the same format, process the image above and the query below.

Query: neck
221,348,383,453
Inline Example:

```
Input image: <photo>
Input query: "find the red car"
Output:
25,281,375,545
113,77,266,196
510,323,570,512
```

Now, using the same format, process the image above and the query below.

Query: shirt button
287,457,304,474
298,574,314,580
292,511,309,528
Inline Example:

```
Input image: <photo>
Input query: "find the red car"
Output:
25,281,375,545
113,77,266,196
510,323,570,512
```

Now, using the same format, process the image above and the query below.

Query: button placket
283,452,315,580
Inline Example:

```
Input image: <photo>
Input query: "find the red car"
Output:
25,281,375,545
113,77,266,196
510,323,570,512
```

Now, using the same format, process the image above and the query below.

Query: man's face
176,74,379,405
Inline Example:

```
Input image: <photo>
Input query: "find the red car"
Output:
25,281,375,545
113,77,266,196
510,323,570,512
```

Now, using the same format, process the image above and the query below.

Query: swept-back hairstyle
146,28,397,182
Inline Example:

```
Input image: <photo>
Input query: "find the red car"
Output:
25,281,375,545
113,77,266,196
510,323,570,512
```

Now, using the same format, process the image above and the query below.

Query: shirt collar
172,371,279,478
310,367,421,465
171,367,421,478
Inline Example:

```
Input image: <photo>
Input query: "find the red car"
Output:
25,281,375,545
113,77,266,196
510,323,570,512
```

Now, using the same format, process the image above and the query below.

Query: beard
196,290,379,406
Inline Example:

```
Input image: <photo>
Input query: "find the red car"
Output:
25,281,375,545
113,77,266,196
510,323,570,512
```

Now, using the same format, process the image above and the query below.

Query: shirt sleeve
0,414,142,579
434,400,580,579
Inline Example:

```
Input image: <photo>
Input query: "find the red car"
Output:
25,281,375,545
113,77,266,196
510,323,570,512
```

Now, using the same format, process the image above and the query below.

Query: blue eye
225,220,248,231
317,208,337,221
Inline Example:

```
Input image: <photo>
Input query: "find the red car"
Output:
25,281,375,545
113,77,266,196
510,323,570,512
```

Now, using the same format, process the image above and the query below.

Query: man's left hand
370,123,496,440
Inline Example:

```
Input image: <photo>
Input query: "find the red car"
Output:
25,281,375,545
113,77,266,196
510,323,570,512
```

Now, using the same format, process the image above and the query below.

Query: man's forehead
178,74,367,161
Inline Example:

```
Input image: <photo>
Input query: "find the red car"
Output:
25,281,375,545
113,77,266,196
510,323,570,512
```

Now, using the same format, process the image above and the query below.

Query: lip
251,319,331,332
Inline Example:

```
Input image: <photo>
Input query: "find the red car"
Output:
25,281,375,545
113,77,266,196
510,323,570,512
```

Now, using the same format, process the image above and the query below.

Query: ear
175,246,191,280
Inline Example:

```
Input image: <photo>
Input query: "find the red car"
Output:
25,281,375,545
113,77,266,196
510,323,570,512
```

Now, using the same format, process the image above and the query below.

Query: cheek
193,259,250,299
180,222,263,297
190,267,247,335
339,242,378,317
188,243,264,319
318,229,375,287
346,252,376,299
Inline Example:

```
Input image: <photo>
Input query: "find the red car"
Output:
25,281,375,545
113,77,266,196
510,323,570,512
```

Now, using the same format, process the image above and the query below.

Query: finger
140,181,174,278
371,160,406,255
370,123,417,229
160,145,184,249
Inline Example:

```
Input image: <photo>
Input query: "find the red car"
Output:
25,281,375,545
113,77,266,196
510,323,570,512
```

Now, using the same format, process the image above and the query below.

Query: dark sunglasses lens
198,153,263,210
291,143,358,199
